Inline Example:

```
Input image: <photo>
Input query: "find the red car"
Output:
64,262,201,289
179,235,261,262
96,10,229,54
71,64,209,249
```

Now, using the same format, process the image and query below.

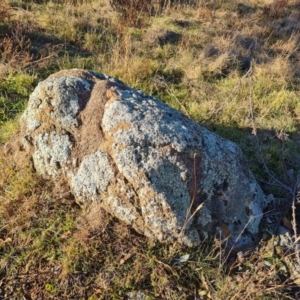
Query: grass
1,0,300,298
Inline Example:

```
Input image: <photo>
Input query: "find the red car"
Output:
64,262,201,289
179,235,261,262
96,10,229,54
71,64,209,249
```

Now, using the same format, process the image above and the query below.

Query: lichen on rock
71,150,114,202
32,132,72,177
14,69,273,250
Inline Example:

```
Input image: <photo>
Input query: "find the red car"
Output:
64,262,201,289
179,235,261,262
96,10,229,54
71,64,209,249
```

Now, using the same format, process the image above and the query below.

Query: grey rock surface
17,69,270,250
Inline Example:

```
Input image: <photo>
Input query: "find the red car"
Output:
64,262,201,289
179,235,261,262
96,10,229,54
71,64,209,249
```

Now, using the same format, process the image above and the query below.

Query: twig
224,212,264,264
292,175,300,263
247,61,293,196
152,75,190,117
256,177,291,190
180,153,203,237
24,54,58,69
203,65,253,124
254,137,293,196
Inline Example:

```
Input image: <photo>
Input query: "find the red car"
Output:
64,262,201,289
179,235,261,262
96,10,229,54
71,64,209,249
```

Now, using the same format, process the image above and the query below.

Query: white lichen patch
49,76,90,128
32,132,72,177
71,150,114,202
22,75,91,135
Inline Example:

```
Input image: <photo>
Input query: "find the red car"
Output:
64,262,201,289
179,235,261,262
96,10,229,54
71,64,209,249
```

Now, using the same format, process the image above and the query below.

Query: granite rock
16,69,269,250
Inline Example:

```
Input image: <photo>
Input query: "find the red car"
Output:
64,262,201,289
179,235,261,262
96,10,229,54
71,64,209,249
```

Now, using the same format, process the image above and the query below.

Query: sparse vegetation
1,0,300,298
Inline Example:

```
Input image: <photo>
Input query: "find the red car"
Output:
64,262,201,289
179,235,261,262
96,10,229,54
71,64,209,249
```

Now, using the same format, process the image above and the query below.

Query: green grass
1,0,300,298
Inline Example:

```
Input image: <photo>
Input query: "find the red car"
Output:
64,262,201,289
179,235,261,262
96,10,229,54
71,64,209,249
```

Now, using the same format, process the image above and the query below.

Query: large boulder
14,69,269,250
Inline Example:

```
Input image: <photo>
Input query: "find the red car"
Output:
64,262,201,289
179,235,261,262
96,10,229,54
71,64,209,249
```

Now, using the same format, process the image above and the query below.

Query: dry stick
247,62,293,196
256,177,289,190
180,153,197,234
24,54,58,69
247,62,294,241
292,175,300,263
203,66,253,125
180,153,203,237
224,62,294,262
219,228,241,265
254,138,293,195
224,213,265,264
152,75,190,117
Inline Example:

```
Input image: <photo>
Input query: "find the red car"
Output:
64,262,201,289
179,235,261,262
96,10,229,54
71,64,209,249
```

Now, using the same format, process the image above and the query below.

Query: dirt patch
72,79,108,165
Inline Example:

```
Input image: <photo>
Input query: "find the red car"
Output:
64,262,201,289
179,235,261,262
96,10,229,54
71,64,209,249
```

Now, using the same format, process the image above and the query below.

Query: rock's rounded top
15,69,271,250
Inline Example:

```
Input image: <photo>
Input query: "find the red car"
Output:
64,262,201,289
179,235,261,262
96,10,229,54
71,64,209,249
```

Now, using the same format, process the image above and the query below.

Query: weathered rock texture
14,69,269,250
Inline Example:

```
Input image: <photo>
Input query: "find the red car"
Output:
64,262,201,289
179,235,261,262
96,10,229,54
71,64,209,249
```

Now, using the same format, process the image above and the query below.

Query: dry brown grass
0,1,10,23
109,0,152,26
0,149,297,298
263,0,289,19
0,3,32,76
